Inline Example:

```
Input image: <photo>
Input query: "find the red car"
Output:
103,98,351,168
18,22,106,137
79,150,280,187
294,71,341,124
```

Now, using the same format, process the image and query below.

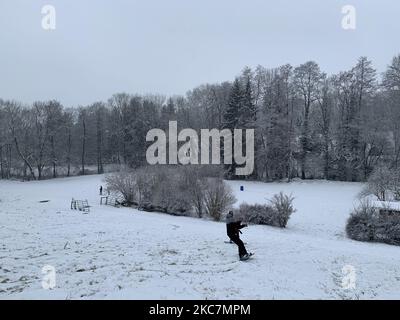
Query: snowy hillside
1,175,400,299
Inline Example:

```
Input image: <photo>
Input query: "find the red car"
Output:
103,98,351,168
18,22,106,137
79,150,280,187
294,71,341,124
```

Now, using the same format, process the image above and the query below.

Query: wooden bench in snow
372,201,400,218
71,198,90,213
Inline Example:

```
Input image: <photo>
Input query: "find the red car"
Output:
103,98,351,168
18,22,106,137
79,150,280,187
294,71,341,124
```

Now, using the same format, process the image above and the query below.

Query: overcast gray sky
1,0,399,107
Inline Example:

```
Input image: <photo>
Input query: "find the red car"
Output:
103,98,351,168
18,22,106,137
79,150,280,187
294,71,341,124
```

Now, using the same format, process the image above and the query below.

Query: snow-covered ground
1,175,400,299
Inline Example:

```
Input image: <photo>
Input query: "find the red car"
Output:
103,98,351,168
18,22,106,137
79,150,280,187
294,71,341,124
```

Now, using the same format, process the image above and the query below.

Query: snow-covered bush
346,201,376,242
361,165,393,201
374,219,400,245
236,203,276,225
237,192,295,228
181,166,207,218
134,166,155,208
346,201,400,245
204,179,236,221
105,166,229,217
150,167,193,215
104,167,161,207
270,192,296,228
104,170,137,205
150,168,235,218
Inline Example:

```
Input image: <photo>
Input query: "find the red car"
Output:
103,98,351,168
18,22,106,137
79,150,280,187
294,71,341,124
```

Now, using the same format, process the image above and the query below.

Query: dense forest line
1,54,400,182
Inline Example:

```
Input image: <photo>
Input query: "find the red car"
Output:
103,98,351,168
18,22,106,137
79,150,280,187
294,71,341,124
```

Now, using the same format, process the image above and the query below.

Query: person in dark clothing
226,211,249,260
99,186,103,195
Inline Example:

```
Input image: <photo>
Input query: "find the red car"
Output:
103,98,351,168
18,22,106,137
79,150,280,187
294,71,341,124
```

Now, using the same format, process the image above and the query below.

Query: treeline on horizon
1,54,400,182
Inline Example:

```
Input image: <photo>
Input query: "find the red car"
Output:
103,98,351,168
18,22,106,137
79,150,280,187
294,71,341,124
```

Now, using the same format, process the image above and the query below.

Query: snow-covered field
1,175,400,299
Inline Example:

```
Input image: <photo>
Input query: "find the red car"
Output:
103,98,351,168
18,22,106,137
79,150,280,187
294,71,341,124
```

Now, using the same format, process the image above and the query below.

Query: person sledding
226,210,252,261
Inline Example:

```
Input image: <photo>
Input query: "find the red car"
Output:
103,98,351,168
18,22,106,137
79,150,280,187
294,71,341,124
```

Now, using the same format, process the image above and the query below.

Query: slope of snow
1,175,400,299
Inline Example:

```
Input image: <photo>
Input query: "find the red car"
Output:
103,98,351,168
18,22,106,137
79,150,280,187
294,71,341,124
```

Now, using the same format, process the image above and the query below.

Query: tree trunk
51,135,57,178
13,136,36,180
301,100,310,180
7,144,12,178
96,114,103,174
0,145,4,179
81,117,86,175
67,129,71,177
37,165,43,180
324,140,329,180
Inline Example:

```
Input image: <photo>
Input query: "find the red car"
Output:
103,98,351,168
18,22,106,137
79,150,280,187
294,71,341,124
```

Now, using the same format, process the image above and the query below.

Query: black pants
229,234,247,257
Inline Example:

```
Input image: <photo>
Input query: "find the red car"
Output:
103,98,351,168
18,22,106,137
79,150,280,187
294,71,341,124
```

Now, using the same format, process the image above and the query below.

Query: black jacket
226,221,246,238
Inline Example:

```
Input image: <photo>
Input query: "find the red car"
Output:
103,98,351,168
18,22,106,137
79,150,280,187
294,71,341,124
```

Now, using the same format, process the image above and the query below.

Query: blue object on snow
240,186,244,191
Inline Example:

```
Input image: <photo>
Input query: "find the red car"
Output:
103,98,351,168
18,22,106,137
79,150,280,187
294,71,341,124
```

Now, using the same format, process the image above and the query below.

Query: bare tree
79,108,87,175
317,78,333,179
383,55,400,168
4,102,36,180
294,61,324,179
204,179,236,221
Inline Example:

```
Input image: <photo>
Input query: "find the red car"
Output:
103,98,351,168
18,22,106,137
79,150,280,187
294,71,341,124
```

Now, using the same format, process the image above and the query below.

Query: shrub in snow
104,170,136,205
180,166,208,218
270,192,296,228
237,192,295,228
236,203,276,225
346,201,376,242
150,167,193,215
346,201,400,245
374,219,400,245
134,166,155,209
361,165,393,201
204,179,236,221
104,166,232,218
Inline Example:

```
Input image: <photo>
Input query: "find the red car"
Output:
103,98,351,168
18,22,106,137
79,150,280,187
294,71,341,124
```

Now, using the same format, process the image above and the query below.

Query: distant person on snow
99,186,103,195
226,211,250,260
